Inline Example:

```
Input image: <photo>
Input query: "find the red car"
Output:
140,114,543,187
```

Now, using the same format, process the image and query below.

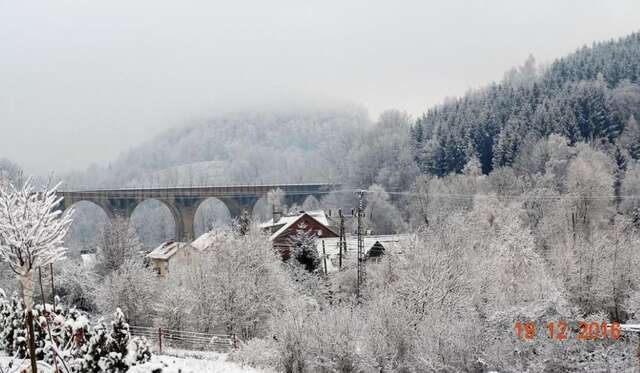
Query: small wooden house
260,211,339,260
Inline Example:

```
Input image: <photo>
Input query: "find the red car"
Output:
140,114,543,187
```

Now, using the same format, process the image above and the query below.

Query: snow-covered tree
618,115,640,160
94,259,157,326
565,144,615,238
0,159,24,189
163,227,291,339
0,179,73,372
54,258,97,311
363,185,407,235
266,188,285,214
80,320,109,373
99,308,130,373
287,222,320,272
95,217,142,276
620,161,640,221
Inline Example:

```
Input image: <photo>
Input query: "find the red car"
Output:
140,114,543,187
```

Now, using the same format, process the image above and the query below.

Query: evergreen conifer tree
288,223,320,272
100,308,130,372
619,115,640,160
81,321,110,373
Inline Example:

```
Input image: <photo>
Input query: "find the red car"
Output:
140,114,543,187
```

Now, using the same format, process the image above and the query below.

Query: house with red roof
259,210,339,260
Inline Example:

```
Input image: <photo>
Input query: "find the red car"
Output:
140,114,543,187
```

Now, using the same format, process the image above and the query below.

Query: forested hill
63,104,371,188
62,32,640,193
412,32,640,176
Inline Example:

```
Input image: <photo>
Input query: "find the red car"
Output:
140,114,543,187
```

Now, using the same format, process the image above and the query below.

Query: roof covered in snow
190,230,225,251
259,210,331,230
147,240,188,260
315,234,409,273
267,211,337,241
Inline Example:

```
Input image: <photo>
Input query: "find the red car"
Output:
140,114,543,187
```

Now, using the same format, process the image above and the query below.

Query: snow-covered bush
0,293,152,372
55,258,98,311
161,226,292,339
125,336,153,368
228,338,280,371
154,277,194,332
270,300,313,373
85,308,152,372
98,308,132,372
81,320,110,373
94,259,158,326
0,291,65,360
0,290,22,355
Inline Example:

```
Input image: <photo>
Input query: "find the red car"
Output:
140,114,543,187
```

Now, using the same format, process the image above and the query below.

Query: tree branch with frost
0,179,72,279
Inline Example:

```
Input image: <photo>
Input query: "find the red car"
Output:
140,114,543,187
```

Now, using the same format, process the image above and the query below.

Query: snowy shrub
228,338,280,370
0,291,61,360
55,258,98,311
308,305,364,373
162,227,292,339
0,291,22,355
360,294,419,373
270,300,315,373
79,308,152,372
98,308,133,372
81,320,110,373
95,259,158,326
125,336,153,367
154,278,194,332
0,294,154,372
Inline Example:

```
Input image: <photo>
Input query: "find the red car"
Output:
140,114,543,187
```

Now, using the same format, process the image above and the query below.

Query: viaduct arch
58,183,336,242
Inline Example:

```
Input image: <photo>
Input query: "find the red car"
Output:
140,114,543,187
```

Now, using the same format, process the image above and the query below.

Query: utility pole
338,209,345,269
322,240,328,276
356,190,366,301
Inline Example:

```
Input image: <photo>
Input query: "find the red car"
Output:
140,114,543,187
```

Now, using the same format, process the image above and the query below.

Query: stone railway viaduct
57,183,336,242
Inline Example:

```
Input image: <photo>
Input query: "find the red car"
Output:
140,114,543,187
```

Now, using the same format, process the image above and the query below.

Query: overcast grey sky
1,0,639,175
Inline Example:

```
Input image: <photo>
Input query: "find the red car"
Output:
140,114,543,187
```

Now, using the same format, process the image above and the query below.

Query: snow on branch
0,179,73,277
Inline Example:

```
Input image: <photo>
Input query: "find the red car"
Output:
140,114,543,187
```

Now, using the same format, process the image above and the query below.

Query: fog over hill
62,102,371,189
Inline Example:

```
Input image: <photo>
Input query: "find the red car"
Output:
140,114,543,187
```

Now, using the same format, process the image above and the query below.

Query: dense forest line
412,32,640,177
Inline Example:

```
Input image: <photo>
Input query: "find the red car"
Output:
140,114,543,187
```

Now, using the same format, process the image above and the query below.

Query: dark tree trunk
26,308,38,373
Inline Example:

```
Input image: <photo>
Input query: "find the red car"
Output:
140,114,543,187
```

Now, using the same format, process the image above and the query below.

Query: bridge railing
58,182,338,194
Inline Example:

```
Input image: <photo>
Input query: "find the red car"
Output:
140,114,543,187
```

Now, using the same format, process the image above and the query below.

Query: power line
315,188,640,201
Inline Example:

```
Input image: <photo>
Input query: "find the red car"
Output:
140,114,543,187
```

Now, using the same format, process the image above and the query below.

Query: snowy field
0,351,271,373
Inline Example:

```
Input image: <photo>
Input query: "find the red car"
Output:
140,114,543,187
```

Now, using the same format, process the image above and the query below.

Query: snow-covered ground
130,349,273,373
0,350,272,373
